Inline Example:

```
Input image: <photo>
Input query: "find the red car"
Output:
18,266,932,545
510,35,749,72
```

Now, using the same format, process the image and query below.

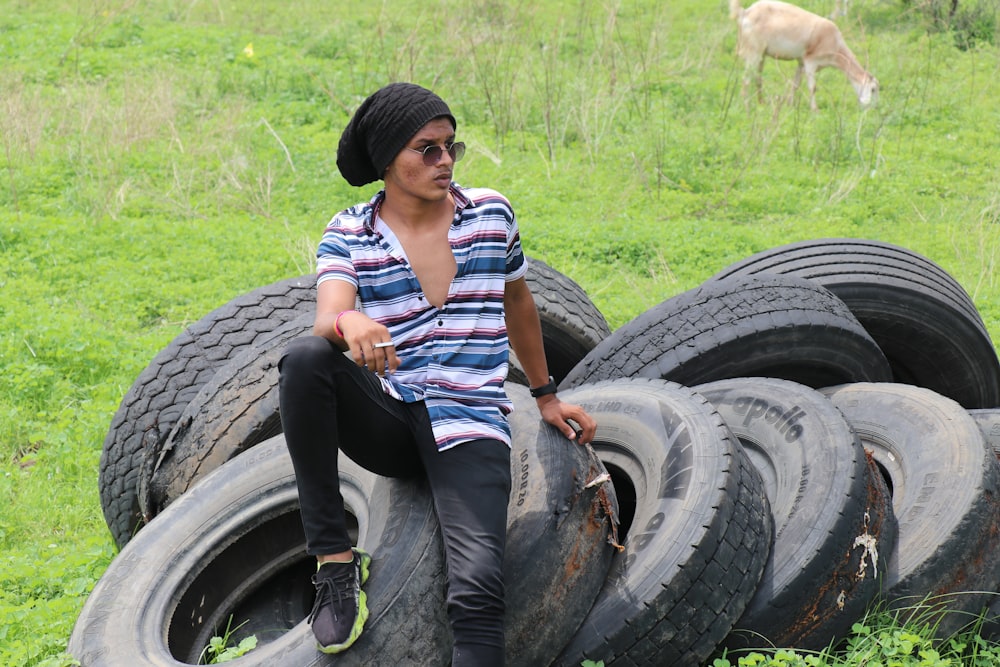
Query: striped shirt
316,183,527,451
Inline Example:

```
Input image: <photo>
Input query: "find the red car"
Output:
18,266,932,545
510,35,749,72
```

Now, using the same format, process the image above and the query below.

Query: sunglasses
406,141,466,166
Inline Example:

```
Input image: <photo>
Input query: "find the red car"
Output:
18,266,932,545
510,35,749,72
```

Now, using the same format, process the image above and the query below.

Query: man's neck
380,188,454,230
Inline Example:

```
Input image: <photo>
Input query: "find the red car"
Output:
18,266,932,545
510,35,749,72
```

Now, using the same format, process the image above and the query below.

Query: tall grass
1,0,999,664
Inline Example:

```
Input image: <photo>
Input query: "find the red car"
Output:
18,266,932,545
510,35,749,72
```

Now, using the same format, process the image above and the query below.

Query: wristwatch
529,376,558,398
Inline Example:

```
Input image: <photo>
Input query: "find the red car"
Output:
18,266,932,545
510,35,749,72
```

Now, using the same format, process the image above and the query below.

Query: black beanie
336,82,456,187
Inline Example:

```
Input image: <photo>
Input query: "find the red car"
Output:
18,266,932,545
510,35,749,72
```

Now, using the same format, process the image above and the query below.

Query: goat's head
858,75,879,108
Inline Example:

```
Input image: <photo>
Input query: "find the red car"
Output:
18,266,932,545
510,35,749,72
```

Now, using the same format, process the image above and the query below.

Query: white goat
730,0,878,111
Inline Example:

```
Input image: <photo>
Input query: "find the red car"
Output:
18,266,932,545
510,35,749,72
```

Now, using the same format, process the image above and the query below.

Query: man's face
383,117,458,203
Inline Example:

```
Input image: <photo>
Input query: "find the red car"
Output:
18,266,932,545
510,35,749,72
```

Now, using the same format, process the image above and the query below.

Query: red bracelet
334,309,359,338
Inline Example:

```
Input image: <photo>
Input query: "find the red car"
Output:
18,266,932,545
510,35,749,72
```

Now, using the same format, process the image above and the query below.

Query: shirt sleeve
505,204,528,282
316,222,359,288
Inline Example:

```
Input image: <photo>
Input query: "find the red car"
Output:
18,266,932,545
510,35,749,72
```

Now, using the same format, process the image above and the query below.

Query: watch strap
529,376,558,398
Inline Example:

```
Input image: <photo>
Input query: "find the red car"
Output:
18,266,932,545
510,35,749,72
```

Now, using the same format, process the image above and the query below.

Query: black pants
278,335,510,667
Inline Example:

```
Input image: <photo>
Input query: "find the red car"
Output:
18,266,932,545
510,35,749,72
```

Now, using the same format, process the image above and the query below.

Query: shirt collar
363,183,469,234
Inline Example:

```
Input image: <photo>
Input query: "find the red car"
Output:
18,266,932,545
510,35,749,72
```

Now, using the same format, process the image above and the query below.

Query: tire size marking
515,449,530,507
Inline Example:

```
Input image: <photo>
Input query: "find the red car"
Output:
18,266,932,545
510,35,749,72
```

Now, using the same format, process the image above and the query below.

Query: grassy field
1,0,999,664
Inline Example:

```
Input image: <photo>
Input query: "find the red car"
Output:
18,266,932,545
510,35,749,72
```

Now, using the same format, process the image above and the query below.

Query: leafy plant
198,617,258,664
33,655,80,667
711,600,1000,666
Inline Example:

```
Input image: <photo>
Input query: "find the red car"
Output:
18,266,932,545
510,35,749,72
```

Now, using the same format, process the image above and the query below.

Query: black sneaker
308,547,371,654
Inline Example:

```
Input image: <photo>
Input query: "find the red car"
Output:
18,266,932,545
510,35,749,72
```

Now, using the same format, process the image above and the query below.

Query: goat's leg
755,58,766,103
740,56,762,107
741,64,753,106
791,62,805,106
805,64,820,111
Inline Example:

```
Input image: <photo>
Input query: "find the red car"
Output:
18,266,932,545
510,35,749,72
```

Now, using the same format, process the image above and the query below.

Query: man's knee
279,335,337,377
446,550,505,626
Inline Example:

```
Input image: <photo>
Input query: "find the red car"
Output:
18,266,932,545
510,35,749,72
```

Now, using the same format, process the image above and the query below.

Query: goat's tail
729,0,743,19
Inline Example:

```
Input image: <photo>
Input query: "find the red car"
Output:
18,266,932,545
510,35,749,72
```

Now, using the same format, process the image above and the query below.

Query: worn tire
74,435,454,666
969,410,1000,640
559,273,892,392
143,314,315,518
98,275,316,547
504,382,619,666
552,378,774,667
696,377,896,651
821,382,1000,637
710,238,1000,408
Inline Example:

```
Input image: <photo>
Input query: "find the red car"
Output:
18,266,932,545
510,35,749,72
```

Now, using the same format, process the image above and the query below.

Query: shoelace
308,565,356,623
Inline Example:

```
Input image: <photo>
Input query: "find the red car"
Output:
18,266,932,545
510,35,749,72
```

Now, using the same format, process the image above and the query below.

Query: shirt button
437,319,444,326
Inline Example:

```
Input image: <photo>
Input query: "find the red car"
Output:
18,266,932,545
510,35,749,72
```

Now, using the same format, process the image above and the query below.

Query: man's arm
505,276,597,444
316,279,398,376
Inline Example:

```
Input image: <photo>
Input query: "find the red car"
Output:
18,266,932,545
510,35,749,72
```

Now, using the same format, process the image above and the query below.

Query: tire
551,378,774,667
73,434,453,666
144,259,607,519
821,382,1000,637
142,313,315,518
505,382,619,666
970,410,1000,640
695,377,897,651
98,274,316,547
560,273,892,391
507,256,612,385
709,238,1000,408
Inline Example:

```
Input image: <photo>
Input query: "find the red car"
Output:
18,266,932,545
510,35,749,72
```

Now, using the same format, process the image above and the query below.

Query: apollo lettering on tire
696,377,896,651
821,382,1000,638
552,378,773,667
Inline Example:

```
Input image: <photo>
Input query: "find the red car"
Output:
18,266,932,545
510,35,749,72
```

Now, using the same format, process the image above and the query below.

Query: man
278,82,597,667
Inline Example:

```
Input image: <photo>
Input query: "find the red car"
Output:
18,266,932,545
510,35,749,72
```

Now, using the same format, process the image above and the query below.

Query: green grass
1,0,999,664
709,601,1000,666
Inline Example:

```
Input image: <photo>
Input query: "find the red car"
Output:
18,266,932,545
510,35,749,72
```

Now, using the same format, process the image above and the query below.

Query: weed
711,599,1000,666
198,616,258,664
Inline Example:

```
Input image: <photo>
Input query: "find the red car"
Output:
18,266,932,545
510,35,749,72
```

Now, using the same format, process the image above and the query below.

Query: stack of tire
70,239,1000,666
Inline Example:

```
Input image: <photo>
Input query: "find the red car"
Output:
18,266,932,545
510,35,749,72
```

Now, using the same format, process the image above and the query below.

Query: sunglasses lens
421,145,443,165
450,142,466,162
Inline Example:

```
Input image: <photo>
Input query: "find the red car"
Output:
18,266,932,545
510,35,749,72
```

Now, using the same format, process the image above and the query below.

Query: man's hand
536,395,597,445
336,310,399,376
